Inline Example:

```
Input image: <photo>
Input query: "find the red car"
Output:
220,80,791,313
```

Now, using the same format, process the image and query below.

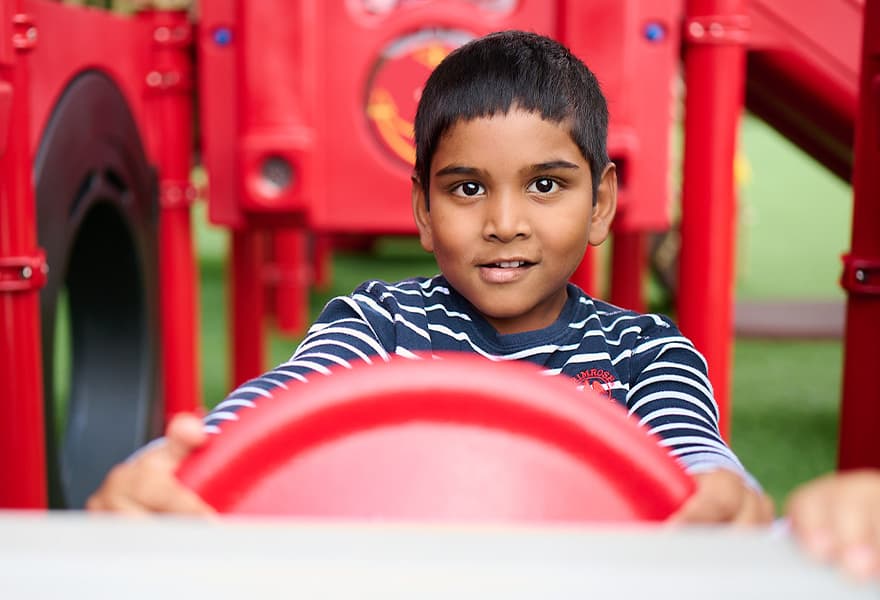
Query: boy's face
412,108,617,335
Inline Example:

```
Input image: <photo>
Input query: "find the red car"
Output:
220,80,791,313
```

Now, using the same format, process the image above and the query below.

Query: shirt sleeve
203,288,397,433
624,323,760,488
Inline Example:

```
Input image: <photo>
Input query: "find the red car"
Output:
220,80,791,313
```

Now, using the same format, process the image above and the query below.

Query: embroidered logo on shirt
575,368,615,399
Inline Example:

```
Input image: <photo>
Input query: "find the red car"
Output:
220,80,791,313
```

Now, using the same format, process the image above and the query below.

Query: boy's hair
413,30,610,203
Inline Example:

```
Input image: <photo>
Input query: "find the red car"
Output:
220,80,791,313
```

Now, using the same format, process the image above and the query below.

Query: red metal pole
271,228,309,335
0,3,47,508
610,231,646,313
571,246,598,298
679,0,750,440
141,10,201,421
231,228,266,388
838,0,880,470
312,233,333,290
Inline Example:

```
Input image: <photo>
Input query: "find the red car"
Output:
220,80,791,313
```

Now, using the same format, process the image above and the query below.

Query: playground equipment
0,2,199,508
840,0,880,469
177,354,694,520
198,0,683,387
0,0,877,511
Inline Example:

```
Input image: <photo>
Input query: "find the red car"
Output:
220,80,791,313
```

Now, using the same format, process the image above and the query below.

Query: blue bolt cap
213,27,233,46
644,22,666,42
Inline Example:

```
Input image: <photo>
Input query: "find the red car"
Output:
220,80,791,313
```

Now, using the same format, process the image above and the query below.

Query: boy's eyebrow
434,161,581,179
434,165,484,178
526,160,581,173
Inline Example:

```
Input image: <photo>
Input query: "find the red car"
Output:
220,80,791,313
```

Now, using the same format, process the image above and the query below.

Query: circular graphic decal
365,29,474,167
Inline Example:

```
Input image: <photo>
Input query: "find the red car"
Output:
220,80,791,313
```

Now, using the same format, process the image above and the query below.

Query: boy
89,30,771,522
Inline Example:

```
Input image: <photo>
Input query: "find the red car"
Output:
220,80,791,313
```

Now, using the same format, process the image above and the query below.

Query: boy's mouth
478,259,535,283
486,260,530,268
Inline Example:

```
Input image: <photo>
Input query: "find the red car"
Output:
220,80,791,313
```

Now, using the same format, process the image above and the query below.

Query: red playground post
679,0,750,440
0,0,47,508
838,0,880,470
141,9,203,421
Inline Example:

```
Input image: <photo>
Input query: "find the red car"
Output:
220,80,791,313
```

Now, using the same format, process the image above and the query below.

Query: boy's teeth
496,261,524,268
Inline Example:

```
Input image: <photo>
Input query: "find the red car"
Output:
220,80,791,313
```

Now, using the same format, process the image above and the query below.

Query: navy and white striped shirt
207,275,752,480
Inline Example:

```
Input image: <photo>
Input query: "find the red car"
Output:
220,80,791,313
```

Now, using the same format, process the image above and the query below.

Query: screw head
146,71,163,87
212,27,233,46
644,22,666,42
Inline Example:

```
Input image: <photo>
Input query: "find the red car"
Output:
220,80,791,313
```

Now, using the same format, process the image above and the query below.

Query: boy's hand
668,469,774,525
86,413,215,515
787,470,880,580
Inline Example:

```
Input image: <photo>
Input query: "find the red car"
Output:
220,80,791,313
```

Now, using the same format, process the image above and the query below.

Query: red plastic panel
199,0,680,233
178,354,694,522
748,0,860,98
746,0,862,180
24,1,200,420
24,0,151,156
562,0,683,231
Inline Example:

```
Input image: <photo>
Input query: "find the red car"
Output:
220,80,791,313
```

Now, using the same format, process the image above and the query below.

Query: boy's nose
482,193,531,242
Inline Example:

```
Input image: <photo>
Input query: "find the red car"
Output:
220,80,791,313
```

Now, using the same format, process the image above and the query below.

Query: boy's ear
411,176,434,253
588,163,618,246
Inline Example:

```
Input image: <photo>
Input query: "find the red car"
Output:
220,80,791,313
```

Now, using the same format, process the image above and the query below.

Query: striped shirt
207,275,752,480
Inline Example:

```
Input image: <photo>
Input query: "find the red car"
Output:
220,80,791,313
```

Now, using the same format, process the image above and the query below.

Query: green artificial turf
730,339,842,511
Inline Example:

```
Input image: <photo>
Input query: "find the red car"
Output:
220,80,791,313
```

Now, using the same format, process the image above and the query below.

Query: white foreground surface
0,511,877,599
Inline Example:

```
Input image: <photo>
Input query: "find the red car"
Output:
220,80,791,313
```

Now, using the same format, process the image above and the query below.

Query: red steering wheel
177,353,695,522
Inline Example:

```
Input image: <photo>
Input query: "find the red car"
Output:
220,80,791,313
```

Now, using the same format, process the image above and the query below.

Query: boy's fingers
733,489,774,526
831,506,880,580
160,414,216,513
787,475,831,526
668,493,728,523
786,472,880,580
85,412,215,515
86,465,150,515
841,544,880,581
156,488,216,515
87,456,215,515
669,470,742,523
831,499,872,548
760,492,776,522
788,480,836,560
91,495,152,517
140,475,215,514
164,413,209,463
749,490,774,524
668,470,772,525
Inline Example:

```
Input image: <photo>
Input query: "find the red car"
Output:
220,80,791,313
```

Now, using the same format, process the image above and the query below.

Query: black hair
413,30,609,204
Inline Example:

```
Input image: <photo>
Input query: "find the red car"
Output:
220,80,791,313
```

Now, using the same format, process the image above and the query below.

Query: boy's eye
527,178,559,194
452,181,485,197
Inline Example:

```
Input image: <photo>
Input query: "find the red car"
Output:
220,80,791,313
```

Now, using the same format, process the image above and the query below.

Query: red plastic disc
177,353,694,522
